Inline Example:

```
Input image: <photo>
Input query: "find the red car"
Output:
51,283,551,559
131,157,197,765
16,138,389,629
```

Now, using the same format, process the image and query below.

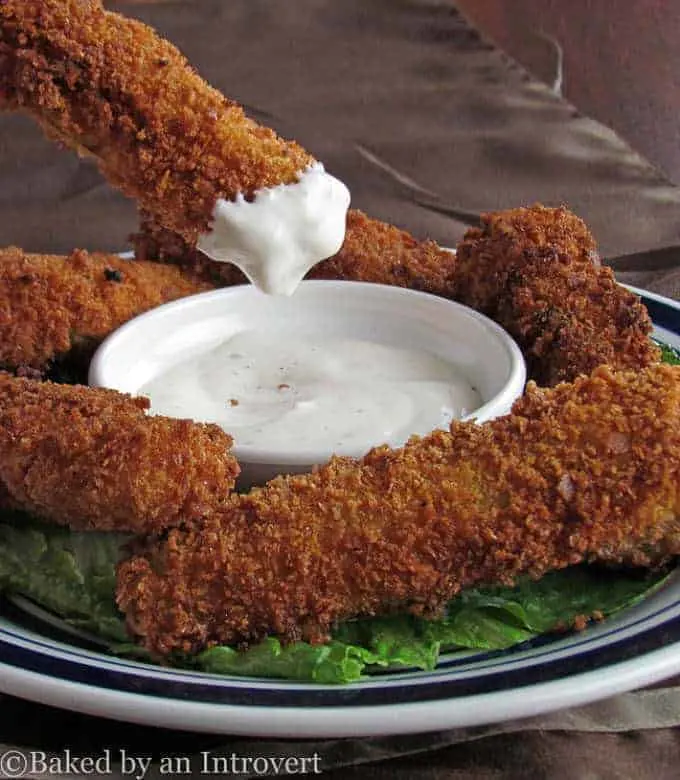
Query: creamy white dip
139,330,481,458
196,163,351,296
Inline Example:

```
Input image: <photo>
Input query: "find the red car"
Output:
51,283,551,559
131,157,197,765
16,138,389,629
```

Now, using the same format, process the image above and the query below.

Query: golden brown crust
0,246,209,372
132,208,460,298
454,205,660,385
116,364,680,655
0,375,239,533
0,0,314,242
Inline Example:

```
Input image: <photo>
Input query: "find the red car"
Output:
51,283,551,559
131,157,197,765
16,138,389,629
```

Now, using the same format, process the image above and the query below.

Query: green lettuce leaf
657,340,680,365
194,638,379,684
426,566,668,650
0,510,129,642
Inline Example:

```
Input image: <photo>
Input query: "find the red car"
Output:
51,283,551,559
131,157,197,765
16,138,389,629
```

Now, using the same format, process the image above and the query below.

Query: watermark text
0,749,323,778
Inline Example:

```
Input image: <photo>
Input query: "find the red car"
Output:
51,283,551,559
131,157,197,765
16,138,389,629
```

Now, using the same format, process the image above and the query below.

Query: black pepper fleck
104,268,123,282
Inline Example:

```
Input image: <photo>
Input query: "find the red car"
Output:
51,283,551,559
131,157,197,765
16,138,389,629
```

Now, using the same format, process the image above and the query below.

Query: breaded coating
117,364,680,655
133,212,247,287
454,205,660,385
0,0,314,243
0,375,239,533
0,246,209,374
132,209,459,298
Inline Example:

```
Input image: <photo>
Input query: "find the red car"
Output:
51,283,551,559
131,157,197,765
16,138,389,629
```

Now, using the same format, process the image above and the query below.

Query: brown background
456,0,680,184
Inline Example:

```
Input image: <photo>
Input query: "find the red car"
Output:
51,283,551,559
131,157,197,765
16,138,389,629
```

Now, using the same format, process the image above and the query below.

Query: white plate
0,286,678,738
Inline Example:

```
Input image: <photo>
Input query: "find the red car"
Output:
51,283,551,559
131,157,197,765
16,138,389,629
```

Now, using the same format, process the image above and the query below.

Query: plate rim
1,640,679,738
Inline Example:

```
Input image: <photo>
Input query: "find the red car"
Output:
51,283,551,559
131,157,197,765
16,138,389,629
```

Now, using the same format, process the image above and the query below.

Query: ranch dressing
197,163,351,296
140,330,481,458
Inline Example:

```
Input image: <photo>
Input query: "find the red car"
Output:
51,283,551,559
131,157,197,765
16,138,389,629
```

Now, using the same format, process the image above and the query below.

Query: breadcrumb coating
454,206,660,385
116,364,680,655
0,0,314,242
132,208,459,298
0,375,239,532
0,246,209,373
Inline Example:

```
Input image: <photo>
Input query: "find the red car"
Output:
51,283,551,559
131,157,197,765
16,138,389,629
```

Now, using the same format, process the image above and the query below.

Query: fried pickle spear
117,364,680,655
454,206,660,385
0,246,209,375
0,0,315,244
0,375,239,533
132,208,459,298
